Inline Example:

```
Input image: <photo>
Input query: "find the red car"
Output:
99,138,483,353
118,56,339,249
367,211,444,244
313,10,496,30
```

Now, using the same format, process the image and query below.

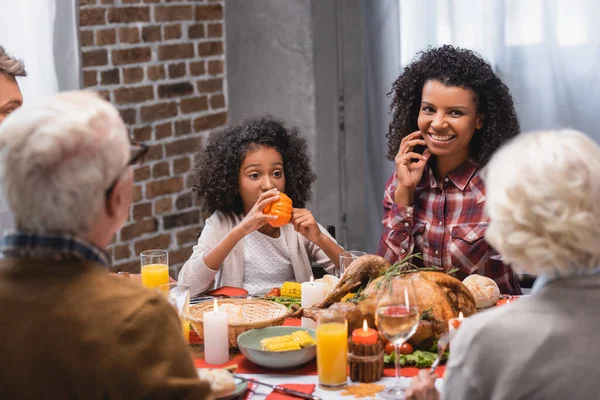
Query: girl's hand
394,131,432,206
291,208,322,244
236,189,280,236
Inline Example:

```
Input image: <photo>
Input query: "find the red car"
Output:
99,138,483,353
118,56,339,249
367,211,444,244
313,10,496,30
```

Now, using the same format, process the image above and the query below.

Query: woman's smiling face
417,80,484,165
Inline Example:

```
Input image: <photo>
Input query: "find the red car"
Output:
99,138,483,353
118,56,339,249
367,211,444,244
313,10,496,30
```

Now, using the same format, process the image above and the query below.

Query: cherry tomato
399,342,414,355
385,341,394,356
380,333,389,345
266,288,281,297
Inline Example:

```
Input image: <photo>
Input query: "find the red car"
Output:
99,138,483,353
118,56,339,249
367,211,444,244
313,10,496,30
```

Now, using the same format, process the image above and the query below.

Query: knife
232,374,322,400
190,295,254,304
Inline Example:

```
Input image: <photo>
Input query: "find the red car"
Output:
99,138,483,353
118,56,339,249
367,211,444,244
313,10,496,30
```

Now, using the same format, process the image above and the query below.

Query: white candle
203,299,229,365
301,276,325,329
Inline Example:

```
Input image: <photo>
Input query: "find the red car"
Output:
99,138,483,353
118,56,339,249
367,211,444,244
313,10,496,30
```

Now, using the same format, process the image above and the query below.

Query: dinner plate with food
197,367,248,399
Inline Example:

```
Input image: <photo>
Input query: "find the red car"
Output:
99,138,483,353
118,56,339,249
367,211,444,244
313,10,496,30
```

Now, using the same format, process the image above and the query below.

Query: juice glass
157,283,190,343
141,250,169,289
316,308,348,390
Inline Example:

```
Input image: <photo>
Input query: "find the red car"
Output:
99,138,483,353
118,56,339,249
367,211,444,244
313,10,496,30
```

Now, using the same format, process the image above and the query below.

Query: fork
429,329,457,375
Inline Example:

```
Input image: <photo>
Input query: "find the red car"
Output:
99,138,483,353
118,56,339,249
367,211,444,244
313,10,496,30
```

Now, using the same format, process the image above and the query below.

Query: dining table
189,317,446,399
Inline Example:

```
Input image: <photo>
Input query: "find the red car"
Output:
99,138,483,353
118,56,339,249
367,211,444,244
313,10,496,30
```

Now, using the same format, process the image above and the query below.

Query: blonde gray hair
0,91,129,234
484,129,600,276
0,46,27,77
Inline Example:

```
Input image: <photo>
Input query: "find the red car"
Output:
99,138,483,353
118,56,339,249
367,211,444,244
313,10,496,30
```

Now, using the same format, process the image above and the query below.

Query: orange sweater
0,257,212,400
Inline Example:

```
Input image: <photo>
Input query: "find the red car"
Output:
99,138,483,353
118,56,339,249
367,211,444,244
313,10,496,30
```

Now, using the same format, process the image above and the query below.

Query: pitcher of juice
140,250,169,289
316,308,348,389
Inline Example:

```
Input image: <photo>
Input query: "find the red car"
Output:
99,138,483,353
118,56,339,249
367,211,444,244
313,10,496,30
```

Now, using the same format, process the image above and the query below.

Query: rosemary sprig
420,307,434,321
376,252,456,289
347,278,370,304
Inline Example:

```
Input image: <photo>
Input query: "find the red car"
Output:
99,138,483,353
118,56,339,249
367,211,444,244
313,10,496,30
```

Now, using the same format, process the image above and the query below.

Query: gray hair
0,46,27,77
0,91,129,235
484,129,600,276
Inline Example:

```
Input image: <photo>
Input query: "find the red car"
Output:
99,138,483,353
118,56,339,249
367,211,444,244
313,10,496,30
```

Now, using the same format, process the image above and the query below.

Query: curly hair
190,117,316,214
484,130,600,275
386,45,520,165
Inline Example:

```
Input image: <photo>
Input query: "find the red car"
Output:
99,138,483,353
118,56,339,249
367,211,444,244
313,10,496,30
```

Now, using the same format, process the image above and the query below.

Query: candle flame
363,319,368,332
309,275,314,283
459,312,464,321
214,298,219,314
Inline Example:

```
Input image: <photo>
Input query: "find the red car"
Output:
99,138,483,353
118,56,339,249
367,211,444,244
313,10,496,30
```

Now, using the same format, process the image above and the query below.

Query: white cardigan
178,211,338,295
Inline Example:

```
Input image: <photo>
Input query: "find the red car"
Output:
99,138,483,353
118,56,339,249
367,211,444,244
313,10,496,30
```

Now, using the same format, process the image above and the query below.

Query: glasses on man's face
105,141,149,196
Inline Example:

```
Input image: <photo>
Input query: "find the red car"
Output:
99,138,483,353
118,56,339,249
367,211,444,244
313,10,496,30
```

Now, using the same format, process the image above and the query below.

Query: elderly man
0,91,212,399
406,129,600,400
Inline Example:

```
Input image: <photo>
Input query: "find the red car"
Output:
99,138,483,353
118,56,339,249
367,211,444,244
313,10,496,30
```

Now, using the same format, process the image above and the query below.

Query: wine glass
375,277,420,400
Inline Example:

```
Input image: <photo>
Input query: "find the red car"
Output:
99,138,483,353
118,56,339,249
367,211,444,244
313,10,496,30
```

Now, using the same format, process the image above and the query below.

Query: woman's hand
394,131,431,206
235,189,280,236
291,208,322,244
405,370,440,400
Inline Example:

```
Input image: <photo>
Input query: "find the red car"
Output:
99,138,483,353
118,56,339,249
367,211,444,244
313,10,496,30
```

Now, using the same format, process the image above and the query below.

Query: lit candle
351,319,379,345
496,296,519,307
301,276,325,329
203,299,229,365
448,312,464,333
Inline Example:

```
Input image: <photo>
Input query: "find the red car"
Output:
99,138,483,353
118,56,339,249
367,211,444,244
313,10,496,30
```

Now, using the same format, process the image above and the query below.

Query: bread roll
217,304,247,324
462,274,500,309
198,368,236,397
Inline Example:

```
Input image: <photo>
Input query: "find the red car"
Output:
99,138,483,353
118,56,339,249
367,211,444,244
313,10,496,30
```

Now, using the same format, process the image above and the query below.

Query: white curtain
364,0,402,253
364,0,600,252
0,0,80,238
398,0,600,138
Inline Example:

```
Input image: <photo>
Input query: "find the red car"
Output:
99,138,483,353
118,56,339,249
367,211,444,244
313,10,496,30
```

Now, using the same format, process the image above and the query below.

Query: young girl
377,45,522,294
178,117,344,295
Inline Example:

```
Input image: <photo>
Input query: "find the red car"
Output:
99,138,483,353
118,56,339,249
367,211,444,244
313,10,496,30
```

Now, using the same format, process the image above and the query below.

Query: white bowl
236,326,316,369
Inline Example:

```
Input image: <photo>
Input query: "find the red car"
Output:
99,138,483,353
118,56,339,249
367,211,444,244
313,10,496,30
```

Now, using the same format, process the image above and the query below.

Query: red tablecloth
191,318,445,378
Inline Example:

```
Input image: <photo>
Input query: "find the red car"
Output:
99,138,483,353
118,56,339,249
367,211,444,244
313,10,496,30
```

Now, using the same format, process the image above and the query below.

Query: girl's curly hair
190,117,316,214
386,45,520,165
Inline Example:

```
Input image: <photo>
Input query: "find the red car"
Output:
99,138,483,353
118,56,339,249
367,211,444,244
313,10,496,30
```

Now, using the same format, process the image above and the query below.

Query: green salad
263,296,302,309
384,349,448,368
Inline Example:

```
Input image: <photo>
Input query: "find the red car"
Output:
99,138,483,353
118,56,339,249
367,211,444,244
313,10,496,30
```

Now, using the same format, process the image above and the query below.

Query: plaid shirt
2,231,110,268
377,159,521,295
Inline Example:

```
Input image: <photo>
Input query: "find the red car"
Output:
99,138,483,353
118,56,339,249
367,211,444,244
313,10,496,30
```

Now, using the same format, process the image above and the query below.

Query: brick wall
79,0,227,275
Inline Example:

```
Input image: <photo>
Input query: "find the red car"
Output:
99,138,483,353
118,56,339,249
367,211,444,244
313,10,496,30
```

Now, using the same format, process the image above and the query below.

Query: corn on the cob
263,341,302,352
280,281,302,298
341,292,356,302
291,331,314,347
260,335,294,349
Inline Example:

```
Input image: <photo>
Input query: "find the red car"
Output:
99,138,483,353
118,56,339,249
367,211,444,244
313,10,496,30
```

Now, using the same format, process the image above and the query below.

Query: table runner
191,318,445,377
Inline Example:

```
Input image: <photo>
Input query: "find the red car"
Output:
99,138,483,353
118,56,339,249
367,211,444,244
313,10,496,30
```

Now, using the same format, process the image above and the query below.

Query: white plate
217,378,248,400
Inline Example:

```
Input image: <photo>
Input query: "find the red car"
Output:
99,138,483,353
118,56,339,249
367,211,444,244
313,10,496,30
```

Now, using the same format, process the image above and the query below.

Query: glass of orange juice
140,250,169,289
157,283,191,343
316,308,348,390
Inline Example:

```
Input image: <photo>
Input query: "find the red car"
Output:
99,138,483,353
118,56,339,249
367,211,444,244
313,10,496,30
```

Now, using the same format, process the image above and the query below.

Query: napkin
241,381,258,400
206,286,249,297
265,384,316,400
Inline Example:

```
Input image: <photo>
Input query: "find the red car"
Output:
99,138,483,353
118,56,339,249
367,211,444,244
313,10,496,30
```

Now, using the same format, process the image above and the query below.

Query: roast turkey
300,254,477,348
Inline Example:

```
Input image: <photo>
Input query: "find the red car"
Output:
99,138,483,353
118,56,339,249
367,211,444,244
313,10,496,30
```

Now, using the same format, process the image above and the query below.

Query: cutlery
429,328,457,376
232,374,322,400
190,295,254,304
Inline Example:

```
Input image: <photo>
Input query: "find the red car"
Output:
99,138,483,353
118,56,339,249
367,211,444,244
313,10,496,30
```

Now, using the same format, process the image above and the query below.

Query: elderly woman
406,129,600,400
